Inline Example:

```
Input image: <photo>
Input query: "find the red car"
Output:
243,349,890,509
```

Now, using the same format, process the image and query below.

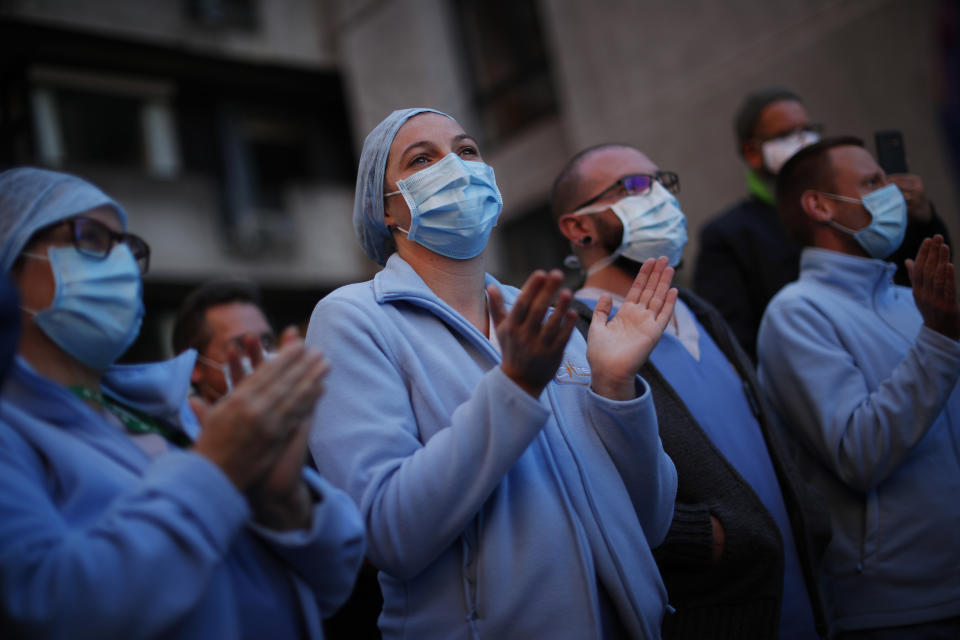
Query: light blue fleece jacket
758,247,960,634
306,254,677,640
0,351,366,640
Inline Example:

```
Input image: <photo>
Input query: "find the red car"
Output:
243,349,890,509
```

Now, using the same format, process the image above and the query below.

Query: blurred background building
2,0,958,362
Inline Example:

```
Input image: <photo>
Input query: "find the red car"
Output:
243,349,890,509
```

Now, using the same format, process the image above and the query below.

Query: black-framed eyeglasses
752,123,824,145
43,216,151,274
573,171,680,212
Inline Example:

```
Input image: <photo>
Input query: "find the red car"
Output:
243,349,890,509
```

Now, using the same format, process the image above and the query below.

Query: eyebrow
398,133,478,159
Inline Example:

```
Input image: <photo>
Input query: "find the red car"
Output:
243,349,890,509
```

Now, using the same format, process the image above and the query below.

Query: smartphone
875,130,908,175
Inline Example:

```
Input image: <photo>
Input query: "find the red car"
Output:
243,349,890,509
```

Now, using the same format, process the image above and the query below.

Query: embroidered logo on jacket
553,359,591,385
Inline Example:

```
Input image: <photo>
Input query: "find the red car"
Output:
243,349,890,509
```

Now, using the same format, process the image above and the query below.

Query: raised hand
906,235,960,340
193,334,330,528
488,269,577,398
586,257,678,400
888,174,932,223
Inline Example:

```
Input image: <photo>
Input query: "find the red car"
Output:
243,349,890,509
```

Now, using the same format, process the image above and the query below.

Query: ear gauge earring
579,236,593,246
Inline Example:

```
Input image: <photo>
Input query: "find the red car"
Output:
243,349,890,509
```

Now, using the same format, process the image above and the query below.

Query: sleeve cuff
918,324,960,355
248,468,338,546
586,374,652,409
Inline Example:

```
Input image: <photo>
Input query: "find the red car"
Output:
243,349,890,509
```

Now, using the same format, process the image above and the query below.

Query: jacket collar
799,247,897,301
372,253,511,361
8,349,199,440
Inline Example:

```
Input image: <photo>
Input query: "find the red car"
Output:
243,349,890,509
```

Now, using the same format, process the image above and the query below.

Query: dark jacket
573,288,831,640
693,197,799,364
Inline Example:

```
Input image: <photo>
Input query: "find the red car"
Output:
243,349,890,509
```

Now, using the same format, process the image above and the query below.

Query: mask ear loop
818,192,869,237
584,251,622,277
195,353,242,397
384,188,413,236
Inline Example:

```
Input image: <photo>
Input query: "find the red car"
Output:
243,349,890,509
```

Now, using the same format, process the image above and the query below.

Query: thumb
905,259,915,285
487,284,507,329
592,295,612,326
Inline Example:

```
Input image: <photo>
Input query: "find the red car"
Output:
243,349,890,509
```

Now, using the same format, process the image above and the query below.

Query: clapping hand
906,235,960,340
888,174,932,223
586,257,678,400
488,269,577,398
193,329,329,530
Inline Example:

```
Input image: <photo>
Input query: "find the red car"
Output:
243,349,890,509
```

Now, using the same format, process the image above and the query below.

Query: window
215,106,340,257
29,67,181,178
453,0,558,147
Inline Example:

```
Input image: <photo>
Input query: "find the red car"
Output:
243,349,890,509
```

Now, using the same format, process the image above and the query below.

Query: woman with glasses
0,167,365,639
306,108,679,639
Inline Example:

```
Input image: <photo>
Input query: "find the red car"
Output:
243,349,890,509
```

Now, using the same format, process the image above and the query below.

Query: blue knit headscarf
352,107,453,265
0,167,128,273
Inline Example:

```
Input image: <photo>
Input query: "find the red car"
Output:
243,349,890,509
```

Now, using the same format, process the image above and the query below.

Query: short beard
593,215,641,277
613,255,642,278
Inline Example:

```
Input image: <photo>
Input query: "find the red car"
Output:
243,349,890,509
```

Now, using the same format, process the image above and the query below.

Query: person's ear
558,214,596,247
800,189,833,223
742,139,763,171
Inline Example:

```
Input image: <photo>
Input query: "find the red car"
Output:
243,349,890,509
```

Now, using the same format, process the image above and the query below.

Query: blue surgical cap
352,107,453,265
0,167,128,273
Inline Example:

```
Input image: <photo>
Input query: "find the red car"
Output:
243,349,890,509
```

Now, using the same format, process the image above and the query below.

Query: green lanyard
69,386,192,448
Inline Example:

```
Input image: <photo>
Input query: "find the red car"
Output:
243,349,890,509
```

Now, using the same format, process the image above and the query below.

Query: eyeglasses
40,216,151,274
573,171,679,211
753,123,824,144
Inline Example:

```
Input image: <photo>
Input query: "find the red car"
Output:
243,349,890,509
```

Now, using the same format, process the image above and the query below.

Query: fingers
911,237,933,291
488,284,507,329
524,270,565,331
235,344,324,413
244,333,265,368
593,295,613,326
943,262,957,305
539,287,571,341
658,288,679,326
510,270,547,326
635,258,673,313
922,236,946,292
625,259,656,305
270,353,330,429
932,242,948,295
279,325,301,347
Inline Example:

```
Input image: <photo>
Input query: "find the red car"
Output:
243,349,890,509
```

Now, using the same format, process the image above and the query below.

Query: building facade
2,0,956,360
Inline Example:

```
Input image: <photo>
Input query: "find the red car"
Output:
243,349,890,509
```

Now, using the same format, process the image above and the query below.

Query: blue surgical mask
385,153,502,259
824,183,907,259
21,245,143,370
573,182,688,276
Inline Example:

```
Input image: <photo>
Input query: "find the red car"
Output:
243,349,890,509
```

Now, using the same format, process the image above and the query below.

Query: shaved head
550,144,655,221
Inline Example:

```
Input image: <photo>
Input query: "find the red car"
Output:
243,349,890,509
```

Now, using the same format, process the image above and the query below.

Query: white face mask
573,181,688,276
762,129,820,174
